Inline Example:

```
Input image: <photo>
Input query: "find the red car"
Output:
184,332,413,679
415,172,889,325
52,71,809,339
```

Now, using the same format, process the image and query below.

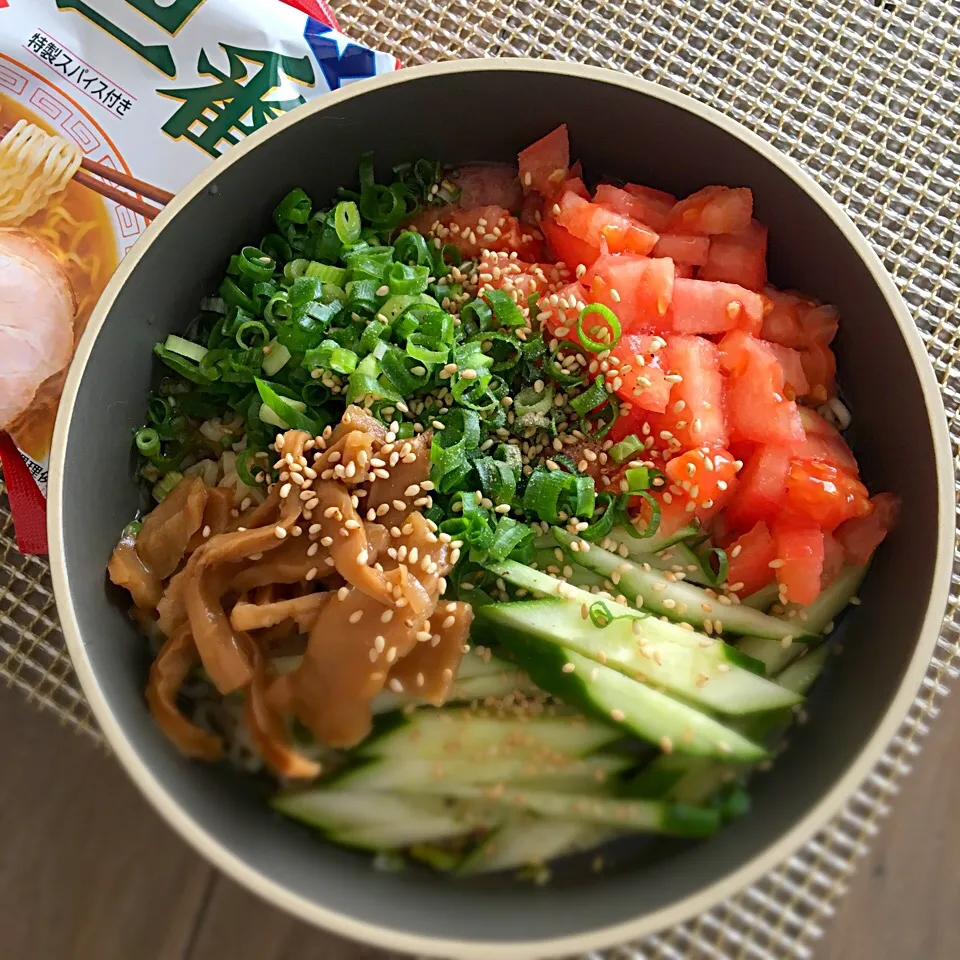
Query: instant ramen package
0,0,397,553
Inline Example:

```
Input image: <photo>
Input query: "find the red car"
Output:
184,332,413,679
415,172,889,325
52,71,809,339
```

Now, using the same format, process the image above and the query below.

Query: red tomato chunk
669,278,764,336
725,521,777,596
518,124,570,196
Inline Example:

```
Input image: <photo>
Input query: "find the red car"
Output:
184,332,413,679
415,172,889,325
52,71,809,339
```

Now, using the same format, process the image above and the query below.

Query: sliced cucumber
485,558,643,617
774,644,830,695
531,548,607,590
372,669,539,715
554,528,814,642
641,542,713,586
271,788,478,833
457,818,614,876
357,709,620,761
335,818,484,851
629,631,834,803
737,564,866,674
600,522,700,557
476,599,800,715
406,784,721,838
332,754,632,791
457,648,516,680
495,639,766,761
741,582,780,610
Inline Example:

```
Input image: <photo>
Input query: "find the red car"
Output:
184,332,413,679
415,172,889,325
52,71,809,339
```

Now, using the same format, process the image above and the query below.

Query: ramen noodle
0,120,82,226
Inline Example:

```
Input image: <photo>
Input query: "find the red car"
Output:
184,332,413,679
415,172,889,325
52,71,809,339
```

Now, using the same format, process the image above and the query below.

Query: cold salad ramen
108,125,899,879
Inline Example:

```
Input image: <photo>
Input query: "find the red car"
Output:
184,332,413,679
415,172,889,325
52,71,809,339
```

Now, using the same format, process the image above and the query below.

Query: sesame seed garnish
610,708,625,722
274,525,287,539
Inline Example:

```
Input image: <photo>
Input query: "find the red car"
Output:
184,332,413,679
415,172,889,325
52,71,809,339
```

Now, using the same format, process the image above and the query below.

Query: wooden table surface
2,687,958,960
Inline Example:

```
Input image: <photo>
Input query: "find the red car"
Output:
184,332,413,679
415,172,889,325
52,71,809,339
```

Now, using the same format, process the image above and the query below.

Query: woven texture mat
2,0,959,956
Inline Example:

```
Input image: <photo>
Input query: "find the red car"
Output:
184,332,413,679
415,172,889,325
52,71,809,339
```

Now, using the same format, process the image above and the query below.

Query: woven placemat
2,0,959,955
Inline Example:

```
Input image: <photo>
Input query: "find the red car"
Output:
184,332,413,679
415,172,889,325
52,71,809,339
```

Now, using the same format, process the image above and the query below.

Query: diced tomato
667,186,753,236
559,176,590,200
835,492,900,565
698,220,768,291
725,521,777,596
652,234,711,266
668,278,764,336
719,331,805,445
583,253,675,332
725,444,790,531
518,124,570,196
650,335,728,449
821,532,846,588
540,218,600,269
520,190,544,226
674,263,695,279
454,164,523,211
760,286,808,349
556,192,659,256
797,408,858,473
766,342,810,398
410,205,542,260
623,184,677,230
761,289,839,367
538,280,588,338
773,521,824,605
782,459,872,531
610,334,671,413
799,339,837,403
595,184,667,229
609,408,645,445
664,446,738,508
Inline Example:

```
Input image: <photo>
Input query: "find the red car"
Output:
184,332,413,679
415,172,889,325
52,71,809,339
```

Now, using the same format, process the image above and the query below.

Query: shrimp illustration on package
0,0,397,553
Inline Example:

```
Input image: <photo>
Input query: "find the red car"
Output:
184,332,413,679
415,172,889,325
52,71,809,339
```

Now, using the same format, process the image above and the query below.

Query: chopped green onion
577,303,621,352
273,188,311,227
152,470,183,503
625,491,662,539
523,466,573,524
255,378,326,435
261,342,291,376
610,434,644,463
334,201,362,244
484,288,526,329
237,447,265,487
624,466,654,493
697,546,729,587
236,246,275,282
570,376,610,416
163,335,207,363
135,427,160,458
514,384,554,418
304,261,348,285
235,319,270,349
579,492,624,543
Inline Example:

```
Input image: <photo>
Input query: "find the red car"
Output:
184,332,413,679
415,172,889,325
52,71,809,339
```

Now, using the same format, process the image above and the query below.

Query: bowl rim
48,57,955,960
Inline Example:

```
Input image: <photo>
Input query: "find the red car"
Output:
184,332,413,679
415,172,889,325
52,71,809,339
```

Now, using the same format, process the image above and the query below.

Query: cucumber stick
358,709,620,761
372,669,538,714
457,819,615,876
553,528,814,642
629,644,832,803
737,564,867,674
332,754,632,791
271,788,496,836
406,783,721,838
600,522,700,557
476,599,799,714
493,638,766,761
